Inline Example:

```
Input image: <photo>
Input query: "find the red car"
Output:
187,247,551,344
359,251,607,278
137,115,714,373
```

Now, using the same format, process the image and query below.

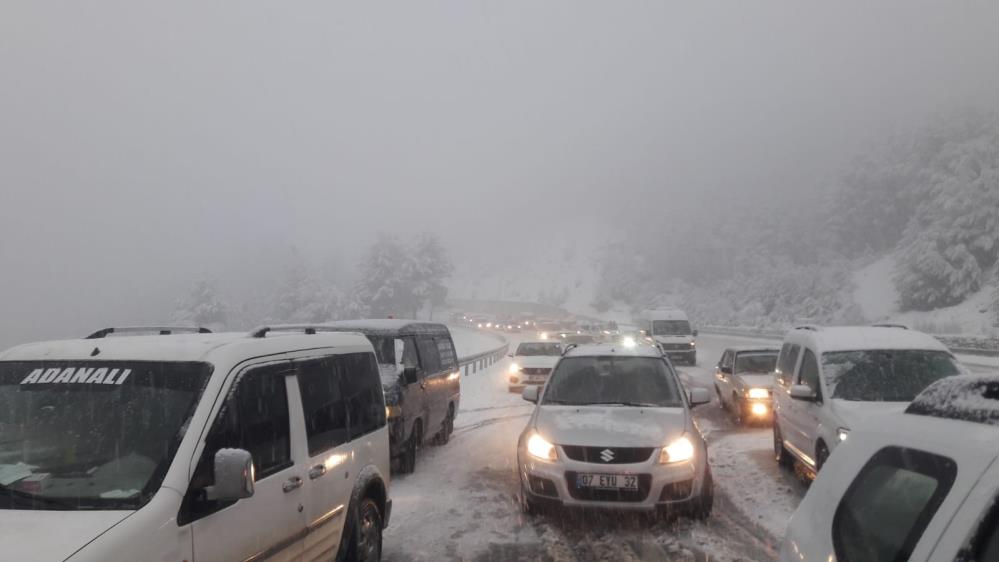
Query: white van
635,309,697,365
0,325,391,562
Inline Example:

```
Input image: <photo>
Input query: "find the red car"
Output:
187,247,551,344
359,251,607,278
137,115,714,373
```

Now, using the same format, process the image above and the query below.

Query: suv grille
564,471,652,502
660,343,690,351
561,446,656,464
521,367,551,376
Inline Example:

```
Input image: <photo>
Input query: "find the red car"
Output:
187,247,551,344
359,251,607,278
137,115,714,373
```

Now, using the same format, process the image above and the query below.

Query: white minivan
0,325,391,562
634,309,697,365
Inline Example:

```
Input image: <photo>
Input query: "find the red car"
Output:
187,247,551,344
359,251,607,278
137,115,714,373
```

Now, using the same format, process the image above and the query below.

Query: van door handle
309,464,327,480
282,476,304,493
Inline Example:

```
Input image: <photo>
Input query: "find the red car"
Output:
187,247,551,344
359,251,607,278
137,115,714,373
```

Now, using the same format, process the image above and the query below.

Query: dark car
326,320,460,473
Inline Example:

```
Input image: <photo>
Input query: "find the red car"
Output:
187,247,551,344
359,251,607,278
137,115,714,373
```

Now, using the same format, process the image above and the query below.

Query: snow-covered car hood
534,405,686,448
512,356,559,369
831,400,908,429
0,509,130,561
738,374,775,390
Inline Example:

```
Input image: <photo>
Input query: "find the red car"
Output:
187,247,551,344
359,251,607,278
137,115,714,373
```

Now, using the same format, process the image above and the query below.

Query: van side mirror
688,387,711,407
522,386,539,403
402,367,420,385
789,384,817,402
208,448,254,502
692,329,699,337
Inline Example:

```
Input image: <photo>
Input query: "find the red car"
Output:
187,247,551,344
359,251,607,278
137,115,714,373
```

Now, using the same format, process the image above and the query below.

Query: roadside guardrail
457,333,509,376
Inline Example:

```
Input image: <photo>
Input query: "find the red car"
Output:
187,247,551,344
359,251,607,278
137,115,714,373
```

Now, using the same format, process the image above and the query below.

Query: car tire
688,465,714,520
774,423,793,468
398,423,421,474
433,406,454,446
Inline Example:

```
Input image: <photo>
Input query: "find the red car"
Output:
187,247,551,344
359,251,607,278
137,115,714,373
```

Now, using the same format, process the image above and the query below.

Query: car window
435,337,458,372
833,447,957,562
398,337,419,370
735,352,778,375
720,350,733,370
776,343,801,388
798,349,821,397
516,342,563,356
417,337,442,374
297,358,349,456
337,352,386,439
543,356,683,407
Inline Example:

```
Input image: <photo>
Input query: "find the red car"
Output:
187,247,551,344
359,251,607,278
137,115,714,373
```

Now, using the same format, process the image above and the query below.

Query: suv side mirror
789,384,817,402
522,386,539,403
208,448,254,501
688,387,711,407
402,367,420,385
719,365,732,375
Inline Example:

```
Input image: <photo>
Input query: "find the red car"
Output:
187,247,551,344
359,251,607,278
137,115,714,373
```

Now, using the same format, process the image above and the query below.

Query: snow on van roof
791,326,949,354
0,330,372,363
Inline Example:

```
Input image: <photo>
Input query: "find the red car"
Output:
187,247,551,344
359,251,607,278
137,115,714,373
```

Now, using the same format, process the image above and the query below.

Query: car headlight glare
837,428,850,442
385,405,403,419
659,435,695,464
747,388,770,400
689,341,696,347
509,363,521,374
526,433,558,461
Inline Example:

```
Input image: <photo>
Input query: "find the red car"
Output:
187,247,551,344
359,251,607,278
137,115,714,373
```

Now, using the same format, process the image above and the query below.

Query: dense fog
3,1,999,346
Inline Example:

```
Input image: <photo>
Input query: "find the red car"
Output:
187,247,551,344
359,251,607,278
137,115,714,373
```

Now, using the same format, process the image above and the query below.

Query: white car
635,309,697,365
0,325,390,562
713,345,780,426
773,325,964,474
516,343,713,518
507,340,564,392
782,374,999,561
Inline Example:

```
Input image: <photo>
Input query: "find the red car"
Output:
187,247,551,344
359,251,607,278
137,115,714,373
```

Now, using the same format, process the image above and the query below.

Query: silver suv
517,342,713,519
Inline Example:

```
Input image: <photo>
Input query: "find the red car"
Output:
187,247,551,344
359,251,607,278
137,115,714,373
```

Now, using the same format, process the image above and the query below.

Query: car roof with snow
728,345,780,353
0,330,373,363
323,319,451,337
785,325,949,355
563,342,664,358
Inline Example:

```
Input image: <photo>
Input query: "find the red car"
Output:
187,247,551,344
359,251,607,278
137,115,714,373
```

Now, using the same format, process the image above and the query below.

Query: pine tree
171,280,228,329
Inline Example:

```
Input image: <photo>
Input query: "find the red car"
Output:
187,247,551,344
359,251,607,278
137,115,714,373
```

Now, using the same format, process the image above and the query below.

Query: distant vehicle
561,333,597,346
326,320,460,474
517,342,713,519
635,309,697,365
0,326,390,562
714,346,780,426
773,325,964,475
781,374,999,562
508,340,564,392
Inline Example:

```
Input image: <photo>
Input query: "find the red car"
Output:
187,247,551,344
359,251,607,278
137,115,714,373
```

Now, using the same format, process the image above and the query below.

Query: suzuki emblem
600,449,615,462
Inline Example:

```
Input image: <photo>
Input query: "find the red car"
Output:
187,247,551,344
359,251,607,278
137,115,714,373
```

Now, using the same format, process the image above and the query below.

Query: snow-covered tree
355,234,416,318
171,280,228,329
407,233,453,319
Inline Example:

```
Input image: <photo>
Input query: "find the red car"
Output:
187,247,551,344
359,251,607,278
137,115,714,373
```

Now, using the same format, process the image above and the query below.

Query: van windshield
0,361,212,510
651,320,691,336
823,350,961,402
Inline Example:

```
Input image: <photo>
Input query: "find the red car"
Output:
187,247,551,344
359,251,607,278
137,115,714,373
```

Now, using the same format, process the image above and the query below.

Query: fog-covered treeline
592,109,999,327
171,232,453,330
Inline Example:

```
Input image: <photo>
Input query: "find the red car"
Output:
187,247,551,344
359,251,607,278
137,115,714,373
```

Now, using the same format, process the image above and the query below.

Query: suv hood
0,509,130,561
534,406,686,448
831,400,908,429
513,356,559,369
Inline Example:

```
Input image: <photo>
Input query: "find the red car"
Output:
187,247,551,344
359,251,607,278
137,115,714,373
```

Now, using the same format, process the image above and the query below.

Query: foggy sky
3,1,999,346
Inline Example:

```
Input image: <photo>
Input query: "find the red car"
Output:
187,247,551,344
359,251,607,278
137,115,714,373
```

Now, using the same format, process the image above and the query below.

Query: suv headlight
509,363,521,374
659,435,695,464
526,433,558,461
747,388,769,400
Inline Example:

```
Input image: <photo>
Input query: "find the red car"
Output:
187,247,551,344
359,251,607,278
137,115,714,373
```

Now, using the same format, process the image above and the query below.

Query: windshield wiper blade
588,401,659,407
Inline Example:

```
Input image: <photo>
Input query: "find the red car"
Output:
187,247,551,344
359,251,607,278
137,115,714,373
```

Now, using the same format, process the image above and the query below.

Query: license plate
576,473,639,491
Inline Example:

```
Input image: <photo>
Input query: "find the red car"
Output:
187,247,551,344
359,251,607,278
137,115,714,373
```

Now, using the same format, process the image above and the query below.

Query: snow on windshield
823,350,961,402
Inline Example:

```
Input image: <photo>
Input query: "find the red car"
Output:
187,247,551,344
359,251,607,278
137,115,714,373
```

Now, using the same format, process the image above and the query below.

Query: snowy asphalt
382,334,810,562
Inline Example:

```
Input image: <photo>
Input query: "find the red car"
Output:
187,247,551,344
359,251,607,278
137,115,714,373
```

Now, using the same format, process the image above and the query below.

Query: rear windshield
823,350,961,402
0,361,212,510
516,342,563,356
652,320,691,336
735,352,778,375
542,356,683,408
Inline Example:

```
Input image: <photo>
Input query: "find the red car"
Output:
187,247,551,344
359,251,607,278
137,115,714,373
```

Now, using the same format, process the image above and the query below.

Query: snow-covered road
383,333,808,561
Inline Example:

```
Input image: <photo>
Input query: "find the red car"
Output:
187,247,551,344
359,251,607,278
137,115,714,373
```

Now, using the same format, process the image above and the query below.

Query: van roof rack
86,326,212,339
249,325,346,338
871,323,908,330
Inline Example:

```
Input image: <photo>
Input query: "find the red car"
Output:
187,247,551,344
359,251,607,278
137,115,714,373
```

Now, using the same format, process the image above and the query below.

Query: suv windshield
735,352,778,374
516,342,563,356
0,361,212,510
823,350,961,402
542,356,683,407
652,320,691,336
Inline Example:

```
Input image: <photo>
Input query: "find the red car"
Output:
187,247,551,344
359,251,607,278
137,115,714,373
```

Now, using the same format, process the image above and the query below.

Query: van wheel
774,423,792,468
398,424,421,474
433,405,454,446
340,497,382,562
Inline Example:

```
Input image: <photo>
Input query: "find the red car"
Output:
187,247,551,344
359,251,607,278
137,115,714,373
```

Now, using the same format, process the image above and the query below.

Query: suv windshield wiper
0,483,76,509
587,401,660,407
